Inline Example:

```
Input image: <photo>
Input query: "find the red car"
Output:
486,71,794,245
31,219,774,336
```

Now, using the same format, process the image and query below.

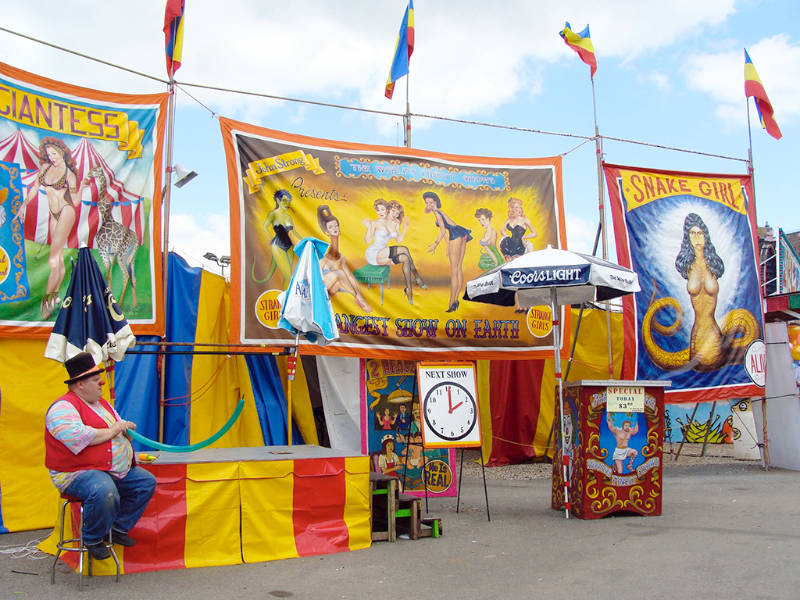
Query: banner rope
0,25,748,163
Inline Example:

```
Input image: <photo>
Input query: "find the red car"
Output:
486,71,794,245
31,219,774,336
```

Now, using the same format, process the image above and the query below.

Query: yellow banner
221,118,568,360
0,84,145,158
244,150,325,193
617,168,746,215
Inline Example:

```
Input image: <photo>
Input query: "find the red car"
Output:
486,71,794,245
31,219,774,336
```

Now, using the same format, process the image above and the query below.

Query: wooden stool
369,472,398,542
353,265,390,304
51,495,119,590
396,493,421,540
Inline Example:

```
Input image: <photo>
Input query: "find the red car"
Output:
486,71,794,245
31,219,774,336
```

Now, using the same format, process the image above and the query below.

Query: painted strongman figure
607,413,639,474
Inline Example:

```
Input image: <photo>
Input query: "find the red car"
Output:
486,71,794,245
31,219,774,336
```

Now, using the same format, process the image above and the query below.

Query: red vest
44,391,116,472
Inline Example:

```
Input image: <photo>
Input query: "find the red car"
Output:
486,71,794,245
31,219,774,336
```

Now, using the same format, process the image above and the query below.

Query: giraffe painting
87,166,139,308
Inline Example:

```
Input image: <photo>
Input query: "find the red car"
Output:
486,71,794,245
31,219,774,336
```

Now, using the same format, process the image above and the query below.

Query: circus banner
604,163,764,402
362,358,456,498
0,62,168,336
220,118,566,359
778,228,800,294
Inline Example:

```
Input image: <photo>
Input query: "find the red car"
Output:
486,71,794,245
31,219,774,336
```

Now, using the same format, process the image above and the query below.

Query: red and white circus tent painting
0,129,145,249
0,128,39,169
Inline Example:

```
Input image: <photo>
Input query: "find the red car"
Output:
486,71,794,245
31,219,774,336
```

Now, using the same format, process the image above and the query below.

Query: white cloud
168,213,230,272
648,71,669,91
2,0,744,120
684,34,800,127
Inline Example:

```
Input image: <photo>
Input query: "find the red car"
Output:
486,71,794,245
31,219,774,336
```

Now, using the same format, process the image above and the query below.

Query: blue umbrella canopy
44,247,135,364
277,237,339,345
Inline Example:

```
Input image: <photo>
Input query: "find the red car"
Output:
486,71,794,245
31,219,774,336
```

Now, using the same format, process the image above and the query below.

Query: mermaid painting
642,212,759,371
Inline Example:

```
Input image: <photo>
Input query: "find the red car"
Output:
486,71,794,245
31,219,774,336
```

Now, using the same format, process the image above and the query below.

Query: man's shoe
107,529,136,547
85,540,111,560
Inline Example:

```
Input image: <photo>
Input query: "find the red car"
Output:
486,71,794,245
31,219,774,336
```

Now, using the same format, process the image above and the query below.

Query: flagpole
158,70,177,443
746,95,770,468
590,74,614,378
404,74,411,148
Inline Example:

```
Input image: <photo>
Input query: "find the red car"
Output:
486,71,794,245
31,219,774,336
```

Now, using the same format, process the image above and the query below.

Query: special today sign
606,386,645,413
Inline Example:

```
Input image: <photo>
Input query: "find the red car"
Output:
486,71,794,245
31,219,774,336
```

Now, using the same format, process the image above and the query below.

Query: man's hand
89,419,137,446
113,420,136,435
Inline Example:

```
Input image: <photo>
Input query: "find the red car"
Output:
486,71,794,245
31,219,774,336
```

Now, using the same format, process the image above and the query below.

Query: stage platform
40,445,371,574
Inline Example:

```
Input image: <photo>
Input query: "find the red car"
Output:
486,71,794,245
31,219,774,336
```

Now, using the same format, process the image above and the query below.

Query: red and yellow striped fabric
40,456,370,573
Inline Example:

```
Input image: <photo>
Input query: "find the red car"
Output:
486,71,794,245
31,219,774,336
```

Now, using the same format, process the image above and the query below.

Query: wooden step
395,493,421,540
419,516,442,538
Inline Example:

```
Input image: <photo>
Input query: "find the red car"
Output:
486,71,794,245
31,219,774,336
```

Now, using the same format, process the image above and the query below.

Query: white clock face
423,382,477,441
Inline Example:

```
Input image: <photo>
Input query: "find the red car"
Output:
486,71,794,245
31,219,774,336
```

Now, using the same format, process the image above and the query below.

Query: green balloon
128,398,245,452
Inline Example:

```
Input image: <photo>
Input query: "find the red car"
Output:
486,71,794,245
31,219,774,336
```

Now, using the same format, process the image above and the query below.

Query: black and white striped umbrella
464,245,639,309
464,246,639,519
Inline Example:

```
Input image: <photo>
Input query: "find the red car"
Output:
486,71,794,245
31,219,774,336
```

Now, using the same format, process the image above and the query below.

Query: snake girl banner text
0,62,168,336
604,163,764,402
220,118,565,359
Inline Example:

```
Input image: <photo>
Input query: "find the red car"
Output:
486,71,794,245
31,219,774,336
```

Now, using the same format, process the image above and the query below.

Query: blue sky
2,0,797,271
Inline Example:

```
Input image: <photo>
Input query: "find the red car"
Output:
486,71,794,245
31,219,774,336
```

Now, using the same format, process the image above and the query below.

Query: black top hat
64,352,105,384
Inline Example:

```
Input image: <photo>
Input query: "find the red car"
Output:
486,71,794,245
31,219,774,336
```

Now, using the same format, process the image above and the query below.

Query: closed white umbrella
277,237,340,444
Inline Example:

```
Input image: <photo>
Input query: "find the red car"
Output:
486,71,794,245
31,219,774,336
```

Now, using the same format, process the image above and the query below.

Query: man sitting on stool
44,352,156,560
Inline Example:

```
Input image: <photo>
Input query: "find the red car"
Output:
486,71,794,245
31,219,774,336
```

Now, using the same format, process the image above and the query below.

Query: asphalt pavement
2,460,798,600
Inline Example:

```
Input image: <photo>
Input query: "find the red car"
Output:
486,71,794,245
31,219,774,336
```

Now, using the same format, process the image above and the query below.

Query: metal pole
590,75,614,377
404,75,411,148
746,91,769,467
158,75,178,443
552,288,569,519
286,332,300,445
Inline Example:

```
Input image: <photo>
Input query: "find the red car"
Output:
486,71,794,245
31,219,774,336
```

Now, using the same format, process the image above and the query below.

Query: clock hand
447,386,453,412
449,401,463,413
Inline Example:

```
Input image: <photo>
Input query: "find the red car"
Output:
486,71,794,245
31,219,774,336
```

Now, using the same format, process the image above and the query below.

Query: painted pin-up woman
474,207,503,271
317,205,372,312
362,198,425,304
499,196,537,260
253,189,298,286
15,137,89,319
424,191,472,312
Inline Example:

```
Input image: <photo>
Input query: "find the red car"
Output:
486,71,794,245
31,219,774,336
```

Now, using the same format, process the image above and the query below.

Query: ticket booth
552,380,670,519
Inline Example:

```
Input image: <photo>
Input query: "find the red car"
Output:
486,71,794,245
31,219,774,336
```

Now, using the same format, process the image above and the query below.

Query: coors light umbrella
464,245,640,518
277,237,339,444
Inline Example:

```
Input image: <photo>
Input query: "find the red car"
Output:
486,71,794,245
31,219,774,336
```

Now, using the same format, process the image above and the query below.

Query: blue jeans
63,466,156,544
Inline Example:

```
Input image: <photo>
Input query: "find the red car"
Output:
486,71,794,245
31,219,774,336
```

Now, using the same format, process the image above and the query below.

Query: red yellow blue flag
559,22,597,78
385,1,415,99
744,49,781,140
163,0,185,78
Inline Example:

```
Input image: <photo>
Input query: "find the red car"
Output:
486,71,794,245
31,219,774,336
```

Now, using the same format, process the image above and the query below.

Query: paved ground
3,451,797,600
